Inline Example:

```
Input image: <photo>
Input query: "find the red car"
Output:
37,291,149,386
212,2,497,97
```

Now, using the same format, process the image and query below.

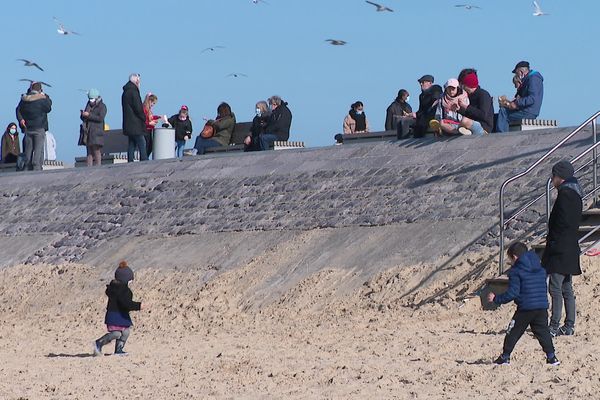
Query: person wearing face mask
244,101,270,152
1,123,20,163
80,89,107,166
385,89,414,131
496,61,544,132
168,105,193,158
343,101,370,134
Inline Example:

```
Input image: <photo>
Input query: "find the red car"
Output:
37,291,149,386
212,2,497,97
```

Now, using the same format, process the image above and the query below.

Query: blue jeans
259,133,279,151
175,140,186,158
470,121,486,136
496,108,537,133
127,135,148,163
194,137,222,155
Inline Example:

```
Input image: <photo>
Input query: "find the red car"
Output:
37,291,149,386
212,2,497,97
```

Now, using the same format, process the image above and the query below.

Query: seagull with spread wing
365,1,393,12
252,0,269,4
325,39,347,46
455,4,481,10
226,73,248,78
201,46,226,54
19,79,52,88
17,59,44,71
53,17,81,35
533,0,549,16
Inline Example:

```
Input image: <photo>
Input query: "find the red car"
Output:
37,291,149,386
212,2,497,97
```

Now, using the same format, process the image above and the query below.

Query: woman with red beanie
456,72,495,135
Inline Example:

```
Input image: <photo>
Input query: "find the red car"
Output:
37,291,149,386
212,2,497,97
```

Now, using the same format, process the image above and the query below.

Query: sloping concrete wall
0,128,593,285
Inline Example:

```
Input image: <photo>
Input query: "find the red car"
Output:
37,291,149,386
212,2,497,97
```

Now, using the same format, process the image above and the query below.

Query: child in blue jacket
487,242,559,366
93,261,144,356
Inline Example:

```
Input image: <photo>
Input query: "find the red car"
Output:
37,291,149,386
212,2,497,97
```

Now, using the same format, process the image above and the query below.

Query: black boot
114,340,128,356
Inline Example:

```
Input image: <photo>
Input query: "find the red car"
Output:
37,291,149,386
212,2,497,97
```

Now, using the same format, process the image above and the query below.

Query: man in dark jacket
488,242,559,366
496,61,544,132
16,82,52,171
457,73,494,135
121,73,148,162
260,95,292,150
542,160,583,337
414,75,442,138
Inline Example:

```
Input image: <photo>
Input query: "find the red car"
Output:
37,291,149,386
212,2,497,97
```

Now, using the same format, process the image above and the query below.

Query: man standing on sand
543,160,583,337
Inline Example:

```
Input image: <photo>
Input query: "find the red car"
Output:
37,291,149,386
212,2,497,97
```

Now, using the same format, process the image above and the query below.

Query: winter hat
115,260,134,283
552,160,575,180
444,78,460,89
462,73,479,89
88,88,100,99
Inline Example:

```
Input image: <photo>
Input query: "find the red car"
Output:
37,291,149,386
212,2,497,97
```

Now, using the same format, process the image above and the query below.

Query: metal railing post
499,189,505,275
546,178,552,225
593,119,598,207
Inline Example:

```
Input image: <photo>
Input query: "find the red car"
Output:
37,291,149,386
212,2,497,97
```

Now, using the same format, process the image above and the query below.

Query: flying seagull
201,46,225,54
455,4,481,10
252,0,269,4
19,79,52,88
326,39,347,46
53,17,81,35
226,73,248,78
365,1,393,12
17,59,44,71
533,0,549,16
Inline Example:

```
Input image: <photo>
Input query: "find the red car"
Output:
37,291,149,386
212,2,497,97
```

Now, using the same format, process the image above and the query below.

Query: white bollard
153,128,175,160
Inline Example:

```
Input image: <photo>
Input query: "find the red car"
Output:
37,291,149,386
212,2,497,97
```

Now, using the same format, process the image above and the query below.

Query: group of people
342,60,544,139
488,160,582,365
121,73,293,162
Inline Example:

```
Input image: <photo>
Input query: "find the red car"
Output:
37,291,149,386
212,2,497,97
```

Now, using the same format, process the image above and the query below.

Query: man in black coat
121,73,148,162
457,72,494,135
542,160,583,337
260,95,292,150
413,75,442,138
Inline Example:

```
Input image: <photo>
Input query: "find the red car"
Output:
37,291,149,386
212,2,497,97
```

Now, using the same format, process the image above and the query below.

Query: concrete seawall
0,127,593,299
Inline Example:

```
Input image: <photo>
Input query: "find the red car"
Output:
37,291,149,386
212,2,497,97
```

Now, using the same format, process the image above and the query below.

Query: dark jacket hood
21,92,47,102
106,280,127,296
560,177,583,198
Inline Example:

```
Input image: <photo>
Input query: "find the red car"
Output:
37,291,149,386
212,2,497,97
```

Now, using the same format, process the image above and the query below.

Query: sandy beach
0,251,598,400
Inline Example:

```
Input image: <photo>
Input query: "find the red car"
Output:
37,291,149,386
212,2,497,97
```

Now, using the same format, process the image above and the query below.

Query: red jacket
144,107,160,133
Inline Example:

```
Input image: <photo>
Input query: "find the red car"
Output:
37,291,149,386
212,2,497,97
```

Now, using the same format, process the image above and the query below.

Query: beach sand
0,254,598,399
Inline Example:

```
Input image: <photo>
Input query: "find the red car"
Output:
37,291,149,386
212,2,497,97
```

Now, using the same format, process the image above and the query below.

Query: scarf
349,110,367,132
441,90,469,113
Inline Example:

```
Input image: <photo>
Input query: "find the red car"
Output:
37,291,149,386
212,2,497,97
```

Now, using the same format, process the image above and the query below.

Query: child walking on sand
93,261,144,356
487,242,559,366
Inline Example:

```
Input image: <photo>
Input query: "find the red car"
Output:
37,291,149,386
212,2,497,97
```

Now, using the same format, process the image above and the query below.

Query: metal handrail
499,111,600,274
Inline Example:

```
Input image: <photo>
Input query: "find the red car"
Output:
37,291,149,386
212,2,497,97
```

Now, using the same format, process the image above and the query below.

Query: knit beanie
552,160,574,180
115,260,134,283
88,88,100,99
462,73,479,89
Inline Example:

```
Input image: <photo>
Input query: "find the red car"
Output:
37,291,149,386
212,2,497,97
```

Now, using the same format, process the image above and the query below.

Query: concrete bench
74,154,133,167
0,160,65,173
339,130,398,144
509,119,559,132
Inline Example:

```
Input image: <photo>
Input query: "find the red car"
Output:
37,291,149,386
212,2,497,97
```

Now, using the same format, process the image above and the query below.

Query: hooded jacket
1,127,20,161
16,92,52,131
542,177,583,276
121,81,146,136
266,102,292,141
104,280,141,327
494,251,549,311
211,113,236,146
515,70,544,117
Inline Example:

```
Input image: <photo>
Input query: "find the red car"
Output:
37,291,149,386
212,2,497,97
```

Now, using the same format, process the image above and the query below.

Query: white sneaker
458,127,472,136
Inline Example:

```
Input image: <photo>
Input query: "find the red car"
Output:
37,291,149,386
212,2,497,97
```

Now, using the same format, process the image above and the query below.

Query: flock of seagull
16,1,550,85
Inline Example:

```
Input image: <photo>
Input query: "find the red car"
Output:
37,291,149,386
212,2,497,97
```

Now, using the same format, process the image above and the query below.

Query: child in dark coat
487,242,559,366
93,261,143,356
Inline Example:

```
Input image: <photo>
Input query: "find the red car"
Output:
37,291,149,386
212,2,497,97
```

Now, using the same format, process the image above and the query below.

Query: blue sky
1,0,598,162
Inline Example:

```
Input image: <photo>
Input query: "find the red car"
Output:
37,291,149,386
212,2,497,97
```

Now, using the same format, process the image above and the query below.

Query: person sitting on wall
385,89,415,138
456,73,494,135
259,96,292,151
496,61,544,133
193,102,236,155
343,101,370,134
244,101,270,152
413,75,443,138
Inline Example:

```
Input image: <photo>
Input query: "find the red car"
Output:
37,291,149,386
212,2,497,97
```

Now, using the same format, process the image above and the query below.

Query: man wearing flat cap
496,61,544,132
542,160,583,337
414,74,442,137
